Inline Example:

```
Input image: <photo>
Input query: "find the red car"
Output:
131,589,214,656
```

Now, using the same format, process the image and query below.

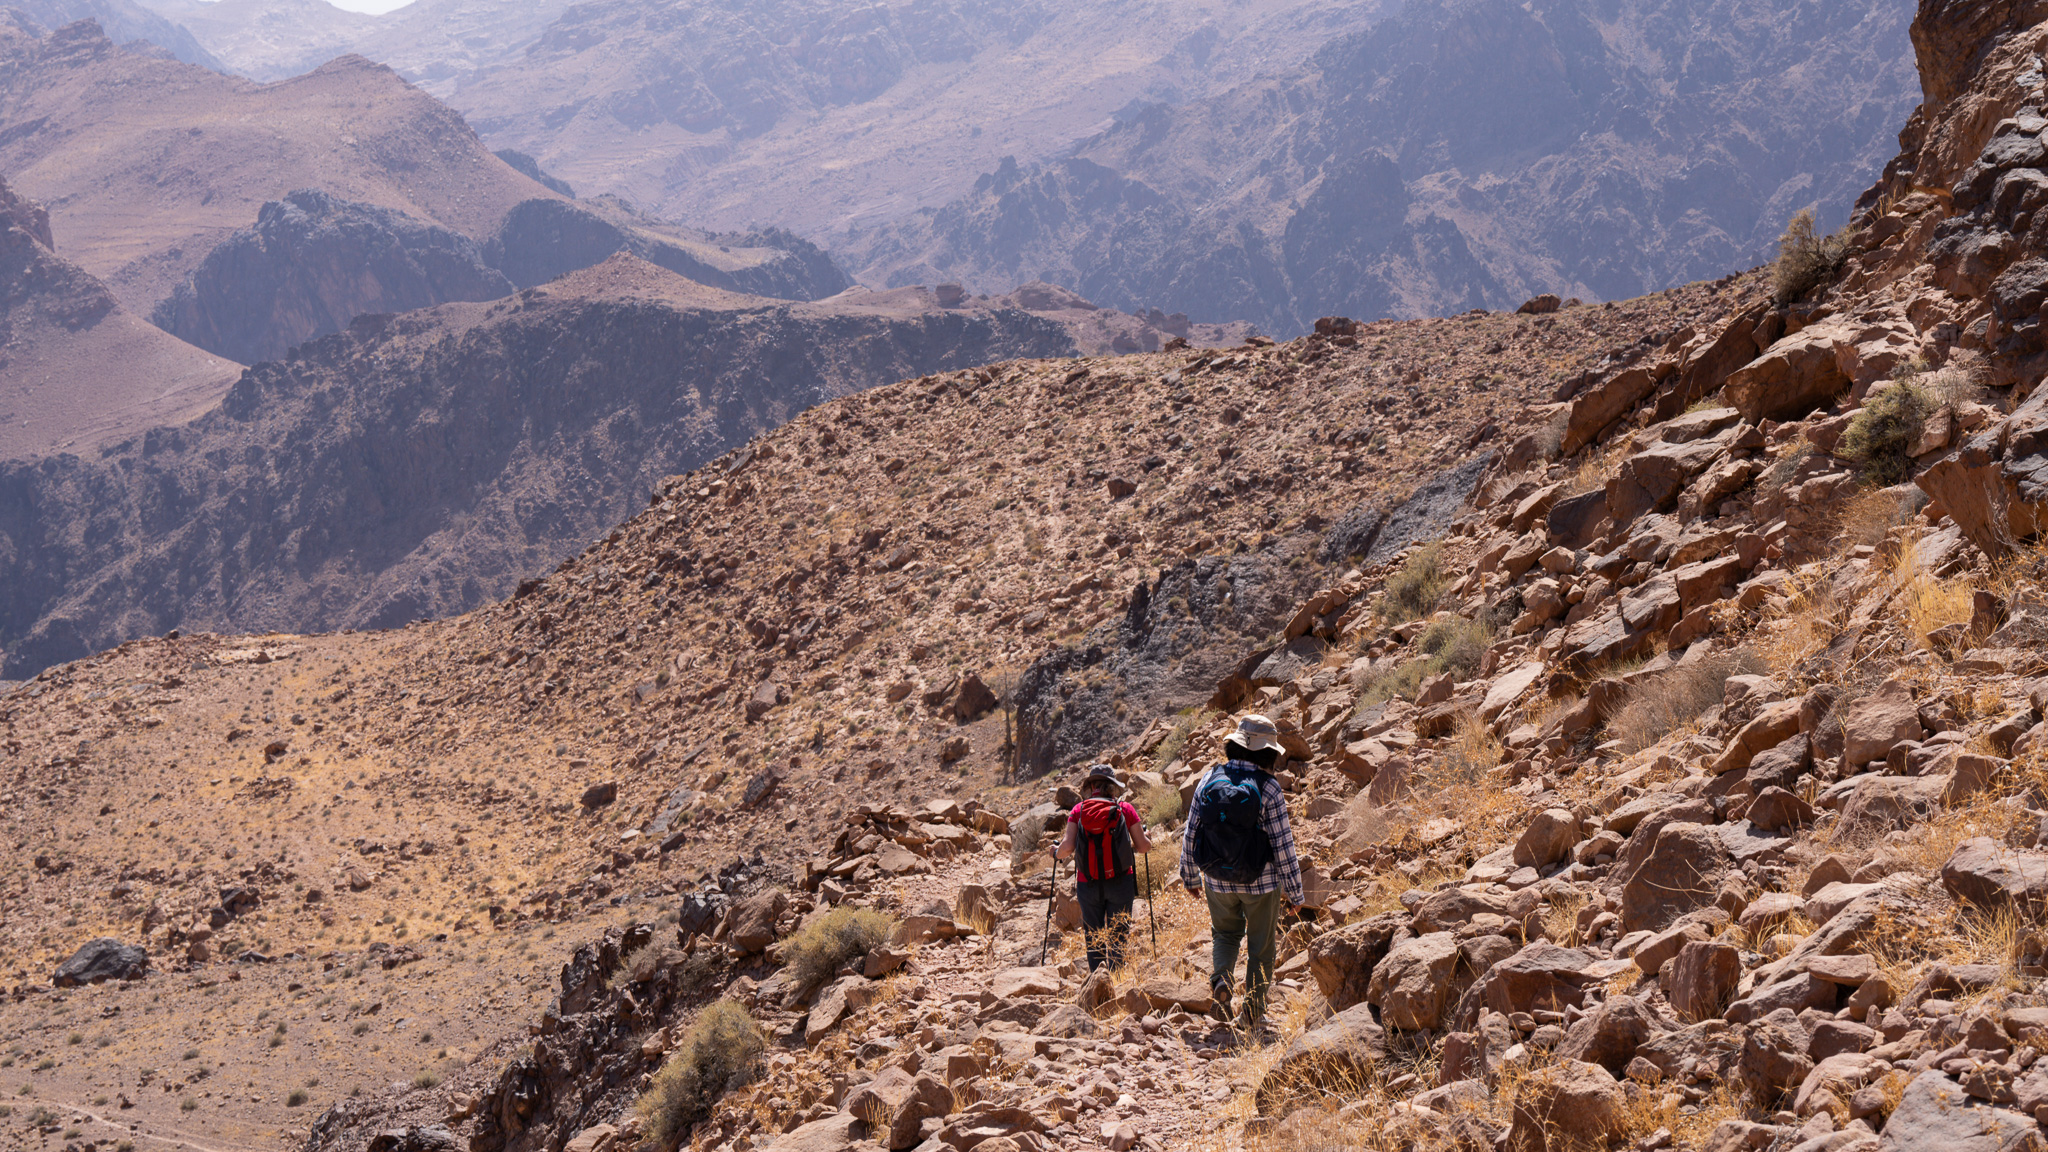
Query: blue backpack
1191,763,1273,884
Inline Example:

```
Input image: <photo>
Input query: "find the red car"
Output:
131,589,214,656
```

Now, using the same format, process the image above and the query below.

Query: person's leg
1240,890,1284,1023
1103,874,1137,970
1077,879,1110,971
1206,887,1247,1015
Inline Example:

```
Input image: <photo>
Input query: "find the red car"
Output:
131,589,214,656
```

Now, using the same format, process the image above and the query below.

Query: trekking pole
1142,851,1158,959
1039,850,1060,967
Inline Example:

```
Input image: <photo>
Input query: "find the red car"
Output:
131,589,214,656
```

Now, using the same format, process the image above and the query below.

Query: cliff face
150,190,515,364
0,255,1076,676
0,175,239,460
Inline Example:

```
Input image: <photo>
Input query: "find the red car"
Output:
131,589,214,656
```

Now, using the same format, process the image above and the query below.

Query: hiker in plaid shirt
1181,714,1303,1031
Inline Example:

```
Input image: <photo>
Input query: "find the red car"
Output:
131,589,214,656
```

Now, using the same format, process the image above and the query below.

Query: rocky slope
0,255,1096,678
0,18,552,318
237,2,2048,1151
150,188,517,365
0,259,1712,1150
23,4,2048,1152
6,0,223,69
0,174,239,460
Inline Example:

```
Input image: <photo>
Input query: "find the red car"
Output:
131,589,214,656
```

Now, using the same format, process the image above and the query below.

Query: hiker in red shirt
1052,763,1153,972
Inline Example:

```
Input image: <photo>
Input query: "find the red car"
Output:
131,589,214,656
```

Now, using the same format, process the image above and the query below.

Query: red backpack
1074,798,1136,882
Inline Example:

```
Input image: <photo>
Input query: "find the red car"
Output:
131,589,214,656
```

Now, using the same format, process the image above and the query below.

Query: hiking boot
1209,978,1233,1024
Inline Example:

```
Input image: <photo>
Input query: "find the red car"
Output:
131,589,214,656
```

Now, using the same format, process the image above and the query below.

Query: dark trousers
1076,874,1137,972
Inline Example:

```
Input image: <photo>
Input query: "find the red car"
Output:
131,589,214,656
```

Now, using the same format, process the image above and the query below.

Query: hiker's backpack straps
1191,763,1274,884
1074,798,1134,882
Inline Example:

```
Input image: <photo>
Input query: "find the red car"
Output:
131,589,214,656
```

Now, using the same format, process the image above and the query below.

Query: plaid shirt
1180,760,1304,903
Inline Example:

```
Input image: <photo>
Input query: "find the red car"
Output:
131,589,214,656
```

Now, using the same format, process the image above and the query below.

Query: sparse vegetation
635,1001,763,1149
1377,542,1447,624
781,906,896,989
1356,616,1492,708
1606,649,1766,753
1839,379,1937,485
1771,208,1848,305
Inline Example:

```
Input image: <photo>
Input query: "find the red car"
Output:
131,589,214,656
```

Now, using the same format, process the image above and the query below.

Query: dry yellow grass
1755,565,1845,678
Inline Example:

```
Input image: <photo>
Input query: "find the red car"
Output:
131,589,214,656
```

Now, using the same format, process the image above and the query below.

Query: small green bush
781,906,896,989
636,1001,763,1149
1772,209,1848,305
1135,783,1183,827
1378,542,1447,624
1839,381,1937,485
1355,616,1493,708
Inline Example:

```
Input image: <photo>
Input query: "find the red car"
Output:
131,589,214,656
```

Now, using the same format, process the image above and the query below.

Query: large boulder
1720,320,1854,424
843,1067,954,1150
1667,941,1742,1023
1306,912,1405,1012
1620,822,1729,933
1368,932,1461,1031
1880,1069,2041,1151
1918,377,2048,556
1841,680,1925,768
1254,1002,1386,1114
53,939,148,987
1942,837,2048,913
1506,1060,1627,1152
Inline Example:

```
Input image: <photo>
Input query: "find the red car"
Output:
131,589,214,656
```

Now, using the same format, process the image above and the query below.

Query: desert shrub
781,906,896,989
1355,617,1492,707
1772,209,1848,305
1607,649,1768,753
1378,542,1447,624
1839,381,1937,485
637,1001,763,1150
1135,782,1183,826
610,939,684,990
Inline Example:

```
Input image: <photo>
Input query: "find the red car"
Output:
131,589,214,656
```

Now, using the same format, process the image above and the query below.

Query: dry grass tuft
781,906,897,989
1378,543,1447,624
1606,649,1766,753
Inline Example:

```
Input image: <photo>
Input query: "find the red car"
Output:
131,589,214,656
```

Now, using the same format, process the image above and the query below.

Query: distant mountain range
111,0,1917,334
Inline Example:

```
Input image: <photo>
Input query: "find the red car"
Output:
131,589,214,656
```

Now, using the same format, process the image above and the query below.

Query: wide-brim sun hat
1082,762,1126,793
1224,714,1282,752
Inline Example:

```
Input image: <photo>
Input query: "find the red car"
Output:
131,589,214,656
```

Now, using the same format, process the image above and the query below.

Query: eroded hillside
0,272,1724,1149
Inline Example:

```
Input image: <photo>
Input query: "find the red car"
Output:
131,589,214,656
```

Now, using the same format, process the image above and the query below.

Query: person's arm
1263,778,1305,906
1124,801,1152,854
1052,818,1078,862
1179,776,1204,892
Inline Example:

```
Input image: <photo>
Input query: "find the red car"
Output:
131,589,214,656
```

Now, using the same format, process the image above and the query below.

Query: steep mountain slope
443,0,1395,232
841,0,1922,333
0,174,238,460
0,268,1720,1148
0,17,549,316
149,188,516,365
5,0,224,68
0,254,1091,677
